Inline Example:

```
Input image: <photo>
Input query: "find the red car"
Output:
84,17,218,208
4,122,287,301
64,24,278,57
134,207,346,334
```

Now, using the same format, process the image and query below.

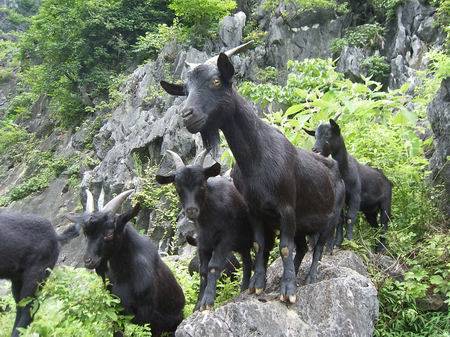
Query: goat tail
57,223,81,245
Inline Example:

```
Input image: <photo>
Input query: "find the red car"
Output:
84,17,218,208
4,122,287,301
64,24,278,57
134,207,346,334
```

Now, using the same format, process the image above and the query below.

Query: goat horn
102,189,134,214
334,113,342,121
184,61,201,71
204,40,253,65
193,149,208,167
167,150,186,170
85,189,95,214
97,187,105,211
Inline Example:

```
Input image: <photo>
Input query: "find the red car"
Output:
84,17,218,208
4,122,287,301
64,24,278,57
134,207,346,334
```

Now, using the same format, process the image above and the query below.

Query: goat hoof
288,294,297,303
248,287,255,294
255,288,263,295
280,294,286,302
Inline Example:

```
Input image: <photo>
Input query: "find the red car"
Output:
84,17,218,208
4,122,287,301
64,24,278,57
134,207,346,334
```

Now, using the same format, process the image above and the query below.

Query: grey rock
336,46,369,81
427,78,450,215
219,12,246,48
0,280,10,297
176,250,378,337
370,254,405,281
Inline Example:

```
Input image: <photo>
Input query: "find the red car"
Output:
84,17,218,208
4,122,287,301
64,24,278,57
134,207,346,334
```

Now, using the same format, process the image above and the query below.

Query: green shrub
0,267,150,336
256,66,279,83
169,0,236,46
262,0,348,14
133,19,189,59
370,0,404,20
331,23,385,54
361,55,390,83
0,122,29,155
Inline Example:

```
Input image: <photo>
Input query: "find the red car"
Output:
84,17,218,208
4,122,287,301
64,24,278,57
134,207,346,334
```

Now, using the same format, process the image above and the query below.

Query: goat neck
330,137,349,174
220,94,268,175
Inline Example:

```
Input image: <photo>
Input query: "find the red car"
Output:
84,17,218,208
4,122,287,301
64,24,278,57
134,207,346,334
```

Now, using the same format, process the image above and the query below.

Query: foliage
0,7,30,26
432,0,450,51
361,55,390,84
18,0,173,128
262,0,348,14
237,56,448,335
0,150,81,206
369,0,404,20
133,19,188,59
0,267,150,336
0,121,29,154
256,66,279,83
169,0,236,46
243,19,268,46
0,292,15,337
165,257,241,317
331,23,385,55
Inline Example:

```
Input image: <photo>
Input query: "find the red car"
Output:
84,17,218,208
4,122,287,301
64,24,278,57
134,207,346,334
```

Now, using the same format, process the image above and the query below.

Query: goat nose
312,147,319,153
185,207,199,219
182,108,194,118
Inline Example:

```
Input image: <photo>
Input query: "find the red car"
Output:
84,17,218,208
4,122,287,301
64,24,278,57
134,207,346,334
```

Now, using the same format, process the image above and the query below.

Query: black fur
77,204,185,337
160,54,345,302
0,213,79,337
157,161,253,311
307,119,393,251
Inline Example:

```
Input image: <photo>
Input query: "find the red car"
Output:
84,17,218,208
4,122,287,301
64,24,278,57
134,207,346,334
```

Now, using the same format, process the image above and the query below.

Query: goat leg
194,248,212,311
294,233,307,276
279,206,297,303
248,219,267,294
346,194,360,241
199,245,230,311
240,249,252,291
305,232,326,284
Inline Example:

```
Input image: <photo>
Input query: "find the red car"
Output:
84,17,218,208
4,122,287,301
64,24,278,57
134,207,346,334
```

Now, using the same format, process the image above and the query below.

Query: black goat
304,118,392,251
66,189,185,336
0,213,80,337
156,150,253,311
160,48,345,303
186,235,241,281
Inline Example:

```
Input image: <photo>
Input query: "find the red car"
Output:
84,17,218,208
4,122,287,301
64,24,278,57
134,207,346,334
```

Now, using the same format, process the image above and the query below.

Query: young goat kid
156,150,253,311
0,213,80,337
304,118,392,251
160,49,345,303
66,189,185,337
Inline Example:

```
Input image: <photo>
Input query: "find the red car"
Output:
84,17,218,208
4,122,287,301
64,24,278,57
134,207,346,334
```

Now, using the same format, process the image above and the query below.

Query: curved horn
85,189,95,214
204,40,253,65
193,149,208,167
334,113,342,121
98,187,105,211
184,61,201,71
167,150,185,170
102,189,134,214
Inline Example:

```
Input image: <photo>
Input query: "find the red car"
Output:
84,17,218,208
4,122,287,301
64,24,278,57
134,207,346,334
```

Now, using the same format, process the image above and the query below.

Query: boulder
219,12,247,48
427,78,450,215
176,250,379,337
336,46,369,81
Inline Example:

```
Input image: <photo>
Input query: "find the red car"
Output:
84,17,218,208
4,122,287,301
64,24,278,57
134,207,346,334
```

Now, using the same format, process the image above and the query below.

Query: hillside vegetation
0,0,449,336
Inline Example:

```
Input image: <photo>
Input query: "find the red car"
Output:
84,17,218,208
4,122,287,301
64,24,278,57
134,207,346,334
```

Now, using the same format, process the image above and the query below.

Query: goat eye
211,78,221,88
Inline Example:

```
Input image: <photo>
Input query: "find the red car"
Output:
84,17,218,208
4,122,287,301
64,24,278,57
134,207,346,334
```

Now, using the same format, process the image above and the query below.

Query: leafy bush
0,267,150,336
0,121,29,155
169,0,236,46
18,0,173,128
369,0,404,20
361,55,390,84
262,0,348,14
133,19,188,59
0,151,81,206
331,23,385,54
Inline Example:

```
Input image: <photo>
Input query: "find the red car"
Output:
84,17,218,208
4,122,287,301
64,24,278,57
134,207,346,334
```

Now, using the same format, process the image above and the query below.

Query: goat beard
200,128,220,158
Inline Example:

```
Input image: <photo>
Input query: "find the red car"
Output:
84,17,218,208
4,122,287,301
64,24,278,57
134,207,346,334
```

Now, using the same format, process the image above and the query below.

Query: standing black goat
304,118,392,251
160,47,345,303
0,213,80,337
156,150,253,311
66,189,185,336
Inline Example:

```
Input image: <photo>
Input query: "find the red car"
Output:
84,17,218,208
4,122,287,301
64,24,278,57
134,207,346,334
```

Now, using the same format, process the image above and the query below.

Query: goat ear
160,81,186,96
217,53,235,82
115,203,141,233
156,174,175,185
302,128,316,137
204,162,221,178
329,119,341,134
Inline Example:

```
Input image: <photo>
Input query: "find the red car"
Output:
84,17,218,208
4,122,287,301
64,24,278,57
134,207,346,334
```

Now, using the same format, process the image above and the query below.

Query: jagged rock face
336,46,369,81
386,0,443,89
220,12,247,48
176,250,379,337
427,78,450,215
